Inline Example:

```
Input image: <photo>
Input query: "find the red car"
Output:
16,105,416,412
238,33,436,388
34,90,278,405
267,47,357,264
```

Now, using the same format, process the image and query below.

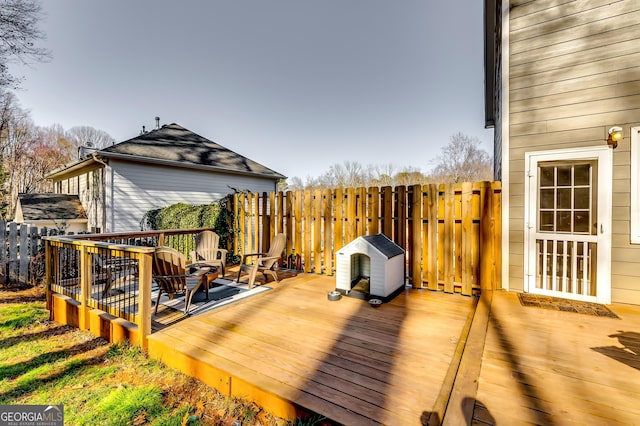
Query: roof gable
99,123,284,179
339,233,405,259
361,234,405,259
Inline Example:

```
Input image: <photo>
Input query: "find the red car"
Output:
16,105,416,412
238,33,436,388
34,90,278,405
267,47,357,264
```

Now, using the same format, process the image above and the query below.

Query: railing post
45,239,53,318
79,244,91,330
137,251,153,349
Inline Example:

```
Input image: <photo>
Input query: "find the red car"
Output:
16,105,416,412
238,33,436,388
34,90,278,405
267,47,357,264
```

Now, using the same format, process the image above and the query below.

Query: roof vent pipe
155,116,160,129
140,125,146,135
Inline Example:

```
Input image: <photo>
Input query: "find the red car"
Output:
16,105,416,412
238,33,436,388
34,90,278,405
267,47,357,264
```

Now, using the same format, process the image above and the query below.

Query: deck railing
45,228,215,347
234,182,502,296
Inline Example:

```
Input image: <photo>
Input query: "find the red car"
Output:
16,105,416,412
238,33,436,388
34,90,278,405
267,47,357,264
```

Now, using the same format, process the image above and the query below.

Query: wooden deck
146,271,477,424
146,271,640,425
471,291,640,426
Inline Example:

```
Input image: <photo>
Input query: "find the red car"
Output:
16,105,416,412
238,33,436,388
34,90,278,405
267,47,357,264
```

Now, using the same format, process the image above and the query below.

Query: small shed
335,233,405,301
14,193,88,234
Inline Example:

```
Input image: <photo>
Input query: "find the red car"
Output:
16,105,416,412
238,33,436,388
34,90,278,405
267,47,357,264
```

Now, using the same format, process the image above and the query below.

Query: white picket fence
0,220,63,286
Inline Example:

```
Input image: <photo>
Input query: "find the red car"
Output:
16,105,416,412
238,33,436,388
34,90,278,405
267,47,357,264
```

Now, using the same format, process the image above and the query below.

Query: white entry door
524,147,612,304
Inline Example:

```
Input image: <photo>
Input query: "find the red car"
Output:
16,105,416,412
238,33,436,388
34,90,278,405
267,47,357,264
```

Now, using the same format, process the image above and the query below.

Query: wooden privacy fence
234,182,501,296
0,220,64,285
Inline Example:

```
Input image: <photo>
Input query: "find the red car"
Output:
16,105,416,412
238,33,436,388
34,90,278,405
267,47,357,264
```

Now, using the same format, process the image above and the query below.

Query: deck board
475,291,640,425
147,271,476,424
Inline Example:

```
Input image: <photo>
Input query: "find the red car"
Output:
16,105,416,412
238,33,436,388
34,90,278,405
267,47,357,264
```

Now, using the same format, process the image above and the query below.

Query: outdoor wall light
607,126,623,149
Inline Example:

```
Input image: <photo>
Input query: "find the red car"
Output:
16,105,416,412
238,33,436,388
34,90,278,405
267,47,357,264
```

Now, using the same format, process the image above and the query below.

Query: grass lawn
0,285,324,426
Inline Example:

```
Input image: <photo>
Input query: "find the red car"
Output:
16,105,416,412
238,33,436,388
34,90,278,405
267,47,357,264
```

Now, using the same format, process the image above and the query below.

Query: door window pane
557,167,572,186
557,188,572,209
574,164,590,186
557,211,572,232
540,189,555,209
538,162,593,234
540,167,554,186
574,212,590,233
540,212,554,231
574,188,590,209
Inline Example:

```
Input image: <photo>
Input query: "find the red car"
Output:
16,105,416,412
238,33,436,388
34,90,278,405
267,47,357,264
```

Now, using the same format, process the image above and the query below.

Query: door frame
524,146,612,304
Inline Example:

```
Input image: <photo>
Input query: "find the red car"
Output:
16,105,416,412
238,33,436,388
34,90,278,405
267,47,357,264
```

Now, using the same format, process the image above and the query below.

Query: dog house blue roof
359,234,404,259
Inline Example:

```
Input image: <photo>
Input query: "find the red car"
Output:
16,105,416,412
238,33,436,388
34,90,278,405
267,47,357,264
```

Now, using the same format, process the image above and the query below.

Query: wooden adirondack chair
189,230,228,277
96,254,138,298
153,247,208,314
237,233,286,288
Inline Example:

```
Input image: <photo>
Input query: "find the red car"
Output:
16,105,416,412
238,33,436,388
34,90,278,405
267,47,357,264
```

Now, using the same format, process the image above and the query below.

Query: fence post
411,184,422,288
480,182,496,291
8,222,18,284
323,188,333,275
333,188,343,253
303,189,312,273
382,186,393,240
0,220,6,284
19,224,29,285
261,192,270,253
443,184,455,293
313,189,322,273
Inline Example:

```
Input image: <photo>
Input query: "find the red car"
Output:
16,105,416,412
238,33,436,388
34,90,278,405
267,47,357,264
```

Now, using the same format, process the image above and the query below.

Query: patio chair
95,254,138,298
153,246,208,314
189,230,228,277
237,233,286,288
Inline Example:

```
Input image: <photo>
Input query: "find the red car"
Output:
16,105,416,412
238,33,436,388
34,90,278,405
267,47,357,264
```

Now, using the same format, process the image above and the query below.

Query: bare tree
284,161,432,191
368,163,396,188
0,0,51,88
66,125,115,151
318,161,367,188
429,132,493,183
393,166,430,187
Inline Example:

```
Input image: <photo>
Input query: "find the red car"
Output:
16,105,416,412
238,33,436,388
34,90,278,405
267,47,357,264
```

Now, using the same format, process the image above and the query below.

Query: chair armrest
256,255,281,267
154,269,207,280
241,252,265,262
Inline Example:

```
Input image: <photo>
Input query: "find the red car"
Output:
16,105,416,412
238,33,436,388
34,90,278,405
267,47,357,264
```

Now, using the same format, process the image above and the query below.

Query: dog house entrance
349,253,371,297
335,233,405,301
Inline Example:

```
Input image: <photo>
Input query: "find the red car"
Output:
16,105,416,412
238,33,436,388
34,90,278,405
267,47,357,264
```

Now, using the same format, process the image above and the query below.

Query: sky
11,0,494,180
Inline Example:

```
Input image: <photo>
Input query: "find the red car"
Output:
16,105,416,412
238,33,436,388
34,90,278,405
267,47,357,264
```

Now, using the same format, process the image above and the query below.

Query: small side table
191,264,219,301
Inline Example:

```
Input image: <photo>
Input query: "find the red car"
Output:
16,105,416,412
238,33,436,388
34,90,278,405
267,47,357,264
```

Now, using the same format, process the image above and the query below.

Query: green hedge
141,196,237,262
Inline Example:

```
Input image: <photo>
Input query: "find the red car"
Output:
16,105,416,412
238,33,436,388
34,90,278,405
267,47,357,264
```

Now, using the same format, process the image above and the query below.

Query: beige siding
507,0,640,304
54,165,105,232
108,161,278,232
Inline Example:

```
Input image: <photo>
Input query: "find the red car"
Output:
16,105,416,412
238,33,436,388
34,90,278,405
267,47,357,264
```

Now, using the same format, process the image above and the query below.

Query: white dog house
335,234,405,301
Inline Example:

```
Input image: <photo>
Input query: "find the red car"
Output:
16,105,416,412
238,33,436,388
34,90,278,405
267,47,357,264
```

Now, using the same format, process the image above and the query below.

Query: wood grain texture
147,270,476,424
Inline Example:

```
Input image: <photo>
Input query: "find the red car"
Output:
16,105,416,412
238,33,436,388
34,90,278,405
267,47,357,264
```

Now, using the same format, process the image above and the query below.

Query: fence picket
19,225,29,284
313,189,322,273
426,184,438,290
323,189,333,275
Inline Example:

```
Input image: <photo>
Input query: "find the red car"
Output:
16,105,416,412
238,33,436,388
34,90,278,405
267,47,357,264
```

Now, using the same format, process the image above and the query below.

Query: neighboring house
14,193,88,234
484,0,640,305
45,122,285,233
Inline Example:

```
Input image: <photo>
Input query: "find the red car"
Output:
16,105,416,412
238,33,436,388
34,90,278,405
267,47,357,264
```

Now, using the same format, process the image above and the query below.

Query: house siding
54,164,105,232
107,161,278,232
506,0,640,303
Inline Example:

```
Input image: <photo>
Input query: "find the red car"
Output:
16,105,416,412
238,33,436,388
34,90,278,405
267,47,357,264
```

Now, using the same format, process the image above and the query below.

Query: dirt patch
0,284,46,304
